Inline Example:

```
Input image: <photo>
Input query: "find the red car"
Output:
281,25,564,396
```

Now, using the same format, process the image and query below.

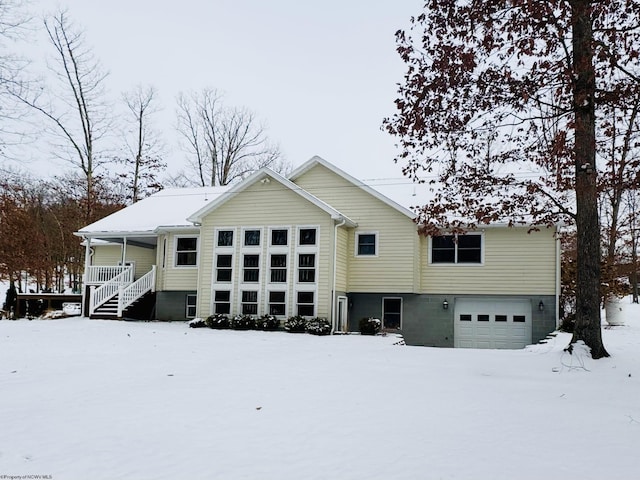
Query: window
299,228,317,245
298,254,316,283
214,291,231,314
382,298,402,329
513,315,526,323
297,291,315,317
244,229,261,246
460,314,472,321
269,291,286,316
243,254,260,282
478,314,490,322
431,234,481,264
495,315,507,322
357,233,377,256
242,291,258,315
176,237,198,266
271,229,288,246
217,230,234,247
216,255,232,282
270,254,287,283
186,294,197,318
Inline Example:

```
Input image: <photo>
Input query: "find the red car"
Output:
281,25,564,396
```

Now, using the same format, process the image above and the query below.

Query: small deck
15,293,83,318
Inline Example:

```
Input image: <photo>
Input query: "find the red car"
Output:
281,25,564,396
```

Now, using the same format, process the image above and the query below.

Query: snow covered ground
1,304,640,480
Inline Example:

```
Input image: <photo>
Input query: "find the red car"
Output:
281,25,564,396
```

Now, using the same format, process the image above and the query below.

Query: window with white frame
186,294,197,318
175,237,198,266
296,291,315,317
271,229,288,246
298,253,316,283
243,254,260,282
214,290,231,314
431,234,482,264
268,291,286,316
382,297,402,329
241,290,258,315
270,254,287,283
217,230,234,247
244,229,261,246
356,232,377,256
299,228,317,245
216,254,233,282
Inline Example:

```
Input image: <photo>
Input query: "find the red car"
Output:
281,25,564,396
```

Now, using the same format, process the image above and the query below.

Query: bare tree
175,88,284,186
118,85,166,203
10,10,111,222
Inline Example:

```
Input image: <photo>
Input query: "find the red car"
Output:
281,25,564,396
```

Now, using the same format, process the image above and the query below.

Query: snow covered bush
231,314,255,330
255,314,280,331
188,318,207,328
284,315,307,333
359,317,381,335
205,314,230,329
305,317,331,336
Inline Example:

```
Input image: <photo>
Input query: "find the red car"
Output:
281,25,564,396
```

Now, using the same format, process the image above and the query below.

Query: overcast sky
22,0,424,205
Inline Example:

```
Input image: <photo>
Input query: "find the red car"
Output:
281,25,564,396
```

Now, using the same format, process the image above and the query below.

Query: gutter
332,217,347,332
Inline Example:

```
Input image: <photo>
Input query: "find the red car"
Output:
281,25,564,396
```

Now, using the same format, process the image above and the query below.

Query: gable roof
77,186,230,237
187,167,357,226
289,155,417,220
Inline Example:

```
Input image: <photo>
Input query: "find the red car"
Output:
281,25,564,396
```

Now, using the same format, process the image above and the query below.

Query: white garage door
454,298,532,349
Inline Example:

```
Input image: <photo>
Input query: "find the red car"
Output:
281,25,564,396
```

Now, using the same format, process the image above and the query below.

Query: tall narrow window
243,254,260,282
214,291,231,314
297,291,315,317
269,291,286,316
186,294,197,318
298,254,316,283
382,298,402,329
270,254,287,283
176,237,198,266
242,291,258,315
216,255,232,282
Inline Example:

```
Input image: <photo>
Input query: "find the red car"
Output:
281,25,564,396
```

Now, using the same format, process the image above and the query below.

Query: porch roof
76,186,230,241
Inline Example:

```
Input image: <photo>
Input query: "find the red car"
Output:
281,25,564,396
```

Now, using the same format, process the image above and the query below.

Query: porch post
122,237,128,266
82,237,91,317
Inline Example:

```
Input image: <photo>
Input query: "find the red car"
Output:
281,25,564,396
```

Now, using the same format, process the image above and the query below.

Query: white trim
186,293,197,318
239,288,260,316
355,231,379,257
241,226,263,248
265,289,288,318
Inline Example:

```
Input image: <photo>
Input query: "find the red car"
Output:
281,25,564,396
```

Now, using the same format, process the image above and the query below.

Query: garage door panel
454,298,532,349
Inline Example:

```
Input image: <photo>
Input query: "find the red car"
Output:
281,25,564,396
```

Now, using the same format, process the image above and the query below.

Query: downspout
555,230,561,329
82,236,91,317
332,217,347,332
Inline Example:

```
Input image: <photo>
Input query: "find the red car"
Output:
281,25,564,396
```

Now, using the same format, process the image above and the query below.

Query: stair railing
118,266,156,317
89,266,134,316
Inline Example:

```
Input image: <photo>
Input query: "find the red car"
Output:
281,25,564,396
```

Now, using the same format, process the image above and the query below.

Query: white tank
605,297,625,326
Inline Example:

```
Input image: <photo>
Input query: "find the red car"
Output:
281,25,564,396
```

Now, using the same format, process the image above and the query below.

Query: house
76,156,560,349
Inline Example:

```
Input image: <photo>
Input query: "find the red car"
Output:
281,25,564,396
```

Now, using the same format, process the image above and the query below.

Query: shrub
255,314,280,331
359,317,381,335
205,314,230,329
188,317,207,328
231,314,255,330
306,317,332,336
284,315,307,333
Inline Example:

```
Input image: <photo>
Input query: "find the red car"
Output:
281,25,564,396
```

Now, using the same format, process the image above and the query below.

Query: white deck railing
118,266,156,317
89,266,134,316
86,266,131,284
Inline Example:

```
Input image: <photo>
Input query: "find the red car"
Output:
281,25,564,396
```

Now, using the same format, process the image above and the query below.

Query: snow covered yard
1,307,640,480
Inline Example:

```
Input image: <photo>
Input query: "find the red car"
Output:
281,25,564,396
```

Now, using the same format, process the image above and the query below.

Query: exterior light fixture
443,299,449,310
538,300,544,312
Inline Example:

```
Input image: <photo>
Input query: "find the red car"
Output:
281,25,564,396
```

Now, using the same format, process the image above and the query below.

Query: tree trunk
570,0,608,358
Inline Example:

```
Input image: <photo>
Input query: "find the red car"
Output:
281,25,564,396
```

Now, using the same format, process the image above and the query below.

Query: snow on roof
77,187,230,236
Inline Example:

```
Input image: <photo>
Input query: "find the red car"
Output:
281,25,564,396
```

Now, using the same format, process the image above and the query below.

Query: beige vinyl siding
335,226,349,291
91,245,121,266
197,180,335,318
294,164,418,292
91,244,155,279
422,227,557,295
161,231,200,291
